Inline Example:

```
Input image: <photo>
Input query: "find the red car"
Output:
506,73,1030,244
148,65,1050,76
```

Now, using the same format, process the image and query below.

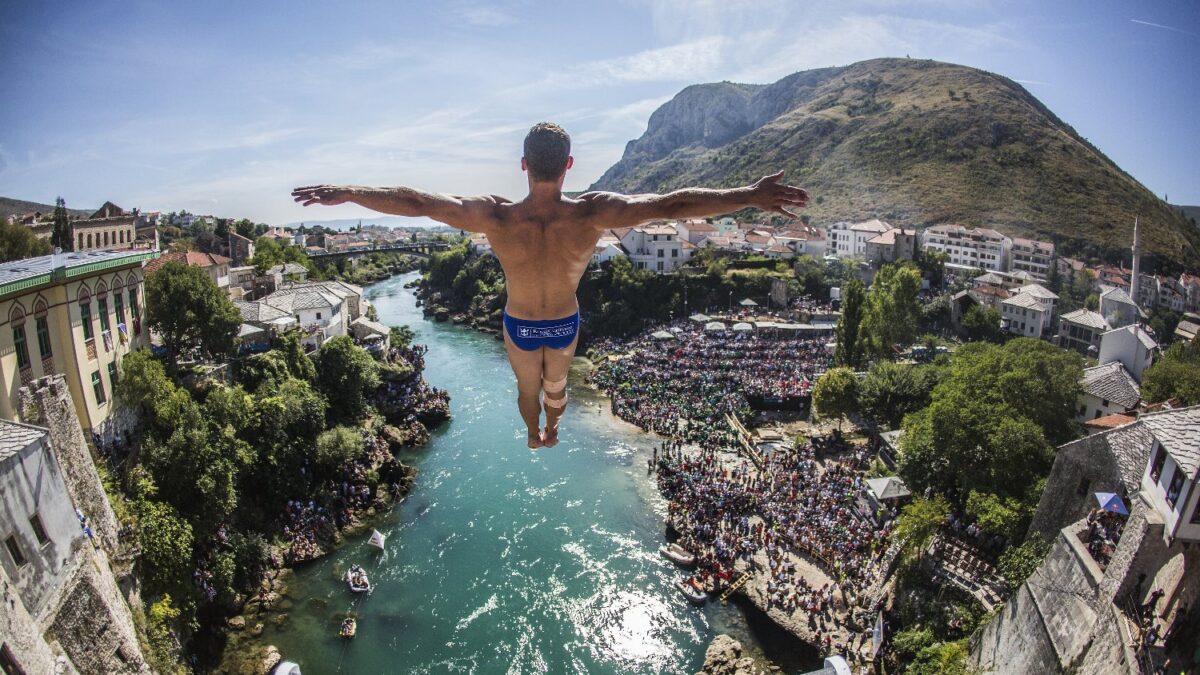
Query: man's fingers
764,170,785,183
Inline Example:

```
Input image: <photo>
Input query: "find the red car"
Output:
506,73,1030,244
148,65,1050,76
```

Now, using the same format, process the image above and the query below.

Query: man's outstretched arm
291,185,509,233
578,171,808,228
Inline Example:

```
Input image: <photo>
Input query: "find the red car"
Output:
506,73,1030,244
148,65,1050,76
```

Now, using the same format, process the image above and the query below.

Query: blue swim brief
503,310,580,351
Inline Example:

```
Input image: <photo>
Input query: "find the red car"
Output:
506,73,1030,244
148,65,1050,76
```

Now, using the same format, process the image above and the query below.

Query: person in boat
293,123,808,449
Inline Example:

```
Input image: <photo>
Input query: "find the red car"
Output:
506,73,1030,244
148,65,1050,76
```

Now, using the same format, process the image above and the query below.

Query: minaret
1130,216,1141,305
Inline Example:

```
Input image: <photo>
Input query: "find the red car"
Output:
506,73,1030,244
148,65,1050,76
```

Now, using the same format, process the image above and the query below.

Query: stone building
0,249,154,442
976,406,1200,674
71,202,138,252
1,376,150,674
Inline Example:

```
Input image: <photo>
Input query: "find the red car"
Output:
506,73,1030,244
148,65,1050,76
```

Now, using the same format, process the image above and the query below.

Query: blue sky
1,0,1197,224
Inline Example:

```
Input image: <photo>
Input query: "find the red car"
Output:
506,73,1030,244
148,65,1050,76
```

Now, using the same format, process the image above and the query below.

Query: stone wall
0,564,75,674
19,375,119,553
45,554,151,675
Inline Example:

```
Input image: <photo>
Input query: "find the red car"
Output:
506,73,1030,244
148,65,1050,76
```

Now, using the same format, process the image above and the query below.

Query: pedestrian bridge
308,240,450,261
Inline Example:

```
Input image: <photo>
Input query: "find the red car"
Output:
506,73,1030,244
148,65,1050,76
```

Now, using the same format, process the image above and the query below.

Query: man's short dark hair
523,122,571,182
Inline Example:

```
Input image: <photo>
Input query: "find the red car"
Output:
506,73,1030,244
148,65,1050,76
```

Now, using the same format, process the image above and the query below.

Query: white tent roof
732,322,753,332
651,330,675,340
739,298,758,306
866,476,911,501
704,321,726,332
689,313,712,322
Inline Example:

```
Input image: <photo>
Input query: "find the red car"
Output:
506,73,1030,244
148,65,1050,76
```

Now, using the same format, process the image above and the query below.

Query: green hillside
592,58,1199,267
0,196,91,220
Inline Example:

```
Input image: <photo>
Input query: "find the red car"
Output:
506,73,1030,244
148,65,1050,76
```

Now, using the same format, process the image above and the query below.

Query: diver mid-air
293,122,808,448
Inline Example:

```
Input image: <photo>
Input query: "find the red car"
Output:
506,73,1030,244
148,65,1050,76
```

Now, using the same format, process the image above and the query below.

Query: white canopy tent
739,298,758,307
651,330,675,340
732,322,753,332
704,321,726,332
689,313,711,323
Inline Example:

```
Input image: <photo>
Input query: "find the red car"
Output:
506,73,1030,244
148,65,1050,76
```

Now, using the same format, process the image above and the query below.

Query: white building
1098,324,1157,384
1058,309,1110,354
1000,291,1050,337
1009,237,1056,281
592,236,628,265
1077,361,1141,422
824,221,854,258
1099,286,1142,329
1015,283,1059,318
676,219,718,245
619,224,687,273
922,224,1011,271
1140,406,1200,544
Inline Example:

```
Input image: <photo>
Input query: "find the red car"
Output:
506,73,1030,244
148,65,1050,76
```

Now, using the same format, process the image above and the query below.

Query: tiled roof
144,250,231,274
1018,283,1059,300
0,420,48,463
1081,362,1141,409
1062,309,1110,331
1055,416,1153,493
233,299,290,324
1002,292,1045,310
850,219,891,233
1140,406,1200,479
0,249,154,293
267,263,308,275
1100,286,1137,306
1104,324,1157,351
974,272,1006,286
1083,413,1136,430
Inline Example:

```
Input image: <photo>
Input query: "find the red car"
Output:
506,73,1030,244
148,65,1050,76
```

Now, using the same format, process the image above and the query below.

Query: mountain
279,216,448,231
592,58,1200,267
0,197,91,220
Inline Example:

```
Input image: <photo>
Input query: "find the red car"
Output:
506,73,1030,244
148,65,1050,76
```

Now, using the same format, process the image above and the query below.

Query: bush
907,639,972,675
998,534,1051,587
315,426,366,470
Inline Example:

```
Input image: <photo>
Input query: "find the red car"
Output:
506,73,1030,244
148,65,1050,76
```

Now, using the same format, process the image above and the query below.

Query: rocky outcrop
697,635,779,675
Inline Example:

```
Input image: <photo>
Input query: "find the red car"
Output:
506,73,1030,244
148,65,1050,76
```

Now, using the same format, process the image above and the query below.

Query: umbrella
732,322,753,332
1095,492,1128,516
689,313,711,323
704,321,726,332
651,330,675,340
739,298,758,307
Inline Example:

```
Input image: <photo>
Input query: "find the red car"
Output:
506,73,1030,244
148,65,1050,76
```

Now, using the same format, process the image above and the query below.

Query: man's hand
292,185,353,207
748,171,809,217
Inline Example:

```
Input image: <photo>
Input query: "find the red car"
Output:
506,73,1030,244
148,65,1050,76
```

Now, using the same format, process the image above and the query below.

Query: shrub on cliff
315,335,380,422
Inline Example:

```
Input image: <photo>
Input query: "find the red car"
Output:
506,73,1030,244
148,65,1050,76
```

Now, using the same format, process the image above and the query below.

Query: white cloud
452,3,519,27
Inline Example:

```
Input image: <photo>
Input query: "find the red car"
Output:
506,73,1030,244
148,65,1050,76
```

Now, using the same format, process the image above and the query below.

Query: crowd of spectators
1085,506,1125,568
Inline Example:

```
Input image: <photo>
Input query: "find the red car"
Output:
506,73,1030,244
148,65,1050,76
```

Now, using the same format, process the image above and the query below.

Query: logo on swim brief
518,323,574,339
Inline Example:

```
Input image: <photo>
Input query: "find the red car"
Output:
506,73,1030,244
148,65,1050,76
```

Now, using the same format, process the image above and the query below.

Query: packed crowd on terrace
589,318,833,448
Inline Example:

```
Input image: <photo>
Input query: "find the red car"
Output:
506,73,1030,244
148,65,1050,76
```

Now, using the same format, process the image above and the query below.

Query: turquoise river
262,272,819,674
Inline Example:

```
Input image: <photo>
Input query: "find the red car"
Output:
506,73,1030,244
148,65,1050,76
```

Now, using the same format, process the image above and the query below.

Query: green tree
145,261,242,363
389,325,415,350
136,499,194,592
835,277,866,368
0,217,53,261
862,263,922,357
857,361,937,428
894,495,949,566
235,219,256,239
812,367,858,428
907,640,972,675
961,304,1003,343
965,490,1032,541
117,350,177,433
315,336,380,421
315,426,366,470
51,197,72,251
997,534,1051,587
1141,341,1200,406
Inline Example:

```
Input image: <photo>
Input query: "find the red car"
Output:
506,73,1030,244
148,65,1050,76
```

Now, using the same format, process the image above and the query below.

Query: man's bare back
292,122,807,448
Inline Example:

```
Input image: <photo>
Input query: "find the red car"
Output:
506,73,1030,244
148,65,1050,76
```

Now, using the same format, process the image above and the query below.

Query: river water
262,272,818,674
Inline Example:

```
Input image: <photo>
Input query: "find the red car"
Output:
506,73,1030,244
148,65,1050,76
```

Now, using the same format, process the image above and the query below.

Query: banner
770,278,789,308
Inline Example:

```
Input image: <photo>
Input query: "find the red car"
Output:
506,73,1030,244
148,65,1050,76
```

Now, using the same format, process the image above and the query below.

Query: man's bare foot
527,431,543,449
541,425,559,448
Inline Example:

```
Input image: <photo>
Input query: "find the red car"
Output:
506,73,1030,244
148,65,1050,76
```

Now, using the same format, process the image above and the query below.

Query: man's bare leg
540,335,578,448
503,327,545,449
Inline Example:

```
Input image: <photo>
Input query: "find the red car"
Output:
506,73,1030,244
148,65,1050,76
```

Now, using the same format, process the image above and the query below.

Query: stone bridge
309,240,449,262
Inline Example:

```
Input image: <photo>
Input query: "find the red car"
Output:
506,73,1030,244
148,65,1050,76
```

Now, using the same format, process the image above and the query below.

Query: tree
857,361,938,428
315,426,366,470
862,263,922,357
812,367,858,428
835,277,866,368
1141,341,1200,406
315,336,380,421
0,217,53,262
997,534,1050,587
136,498,194,592
966,490,1032,542
961,304,1003,343
235,218,256,239
145,261,242,363
51,197,72,251
389,325,415,350
894,495,949,566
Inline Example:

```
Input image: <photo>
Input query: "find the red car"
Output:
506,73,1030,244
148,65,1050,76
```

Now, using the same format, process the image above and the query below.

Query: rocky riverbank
697,635,782,675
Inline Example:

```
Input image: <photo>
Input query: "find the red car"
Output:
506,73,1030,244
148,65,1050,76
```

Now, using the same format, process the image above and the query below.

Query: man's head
522,122,572,183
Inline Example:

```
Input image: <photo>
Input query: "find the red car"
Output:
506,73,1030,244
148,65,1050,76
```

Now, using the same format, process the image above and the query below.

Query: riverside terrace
588,315,835,446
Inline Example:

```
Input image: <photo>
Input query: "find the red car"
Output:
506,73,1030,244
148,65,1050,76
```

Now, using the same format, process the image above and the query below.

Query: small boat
676,579,708,605
273,661,301,675
345,565,371,593
339,617,356,639
660,543,696,566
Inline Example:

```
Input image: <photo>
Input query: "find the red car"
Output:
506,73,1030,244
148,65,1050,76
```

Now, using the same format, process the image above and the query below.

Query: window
1,642,27,675
1191,493,1200,524
1076,478,1091,496
316,312,322,320
128,288,140,317
35,316,51,359
1078,404,1086,416
92,371,106,404
1150,444,1166,482
13,325,30,369
108,362,119,387
672,249,678,258
97,297,110,332
4,536,26,567
114,293,125,325
657,261,664,271
80,302,94,340
657,249,664,258
1101,399,1109,408
1166,467,1184,508
28,514,49,546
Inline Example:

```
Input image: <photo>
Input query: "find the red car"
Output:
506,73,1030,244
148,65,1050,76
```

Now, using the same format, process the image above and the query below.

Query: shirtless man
292,122,808,449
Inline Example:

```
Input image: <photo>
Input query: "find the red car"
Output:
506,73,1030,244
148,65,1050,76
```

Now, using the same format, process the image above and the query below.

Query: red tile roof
144,250,232,274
